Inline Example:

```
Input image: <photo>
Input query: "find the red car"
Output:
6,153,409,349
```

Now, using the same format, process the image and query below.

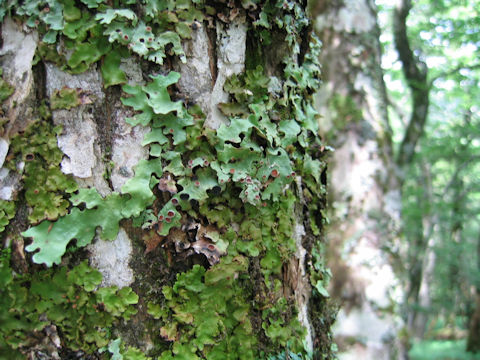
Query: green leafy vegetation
0,200,15,232
267,347,312,360
154,261,257,359
149,190,312,357
9,117,78,224
0,0,332,357
50,87,84,109
377,0,480,353
0,68,14,103
0,251,138,357
23,159,162,266
409,340,480,360
103,338,152,360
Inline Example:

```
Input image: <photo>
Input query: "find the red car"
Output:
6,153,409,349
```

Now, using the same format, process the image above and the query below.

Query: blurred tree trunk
410,236,435,339
406,161,435,340
466,232,480,353
0,2,335,358
392,0,433,346
313,0,404,358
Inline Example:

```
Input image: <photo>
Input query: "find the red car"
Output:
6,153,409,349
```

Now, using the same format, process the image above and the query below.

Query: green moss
50,87,83,109
35,42,66,67
155,259,257,359
2,0,333,356
0,250,138,356
0,68,14,103
0,200,16,233
9,117,78,224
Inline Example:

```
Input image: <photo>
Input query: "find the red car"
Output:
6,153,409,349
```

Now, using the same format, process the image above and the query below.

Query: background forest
320,0,480,359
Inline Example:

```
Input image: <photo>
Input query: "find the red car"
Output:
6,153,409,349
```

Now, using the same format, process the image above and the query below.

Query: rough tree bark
313,0,404,359
0,1,335,359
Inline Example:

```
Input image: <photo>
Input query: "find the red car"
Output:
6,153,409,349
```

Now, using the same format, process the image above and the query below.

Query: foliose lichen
0,0,334,357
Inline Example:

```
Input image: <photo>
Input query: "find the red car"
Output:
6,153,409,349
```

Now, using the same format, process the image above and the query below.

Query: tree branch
393,0,427,90
442,156,480,199
393,0,430,170
429,63,480,86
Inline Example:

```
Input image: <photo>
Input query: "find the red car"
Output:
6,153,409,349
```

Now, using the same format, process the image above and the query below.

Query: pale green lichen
103,338,152,359
1,0,333,357
23,159,162,266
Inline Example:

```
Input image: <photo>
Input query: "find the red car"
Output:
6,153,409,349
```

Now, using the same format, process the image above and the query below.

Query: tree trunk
467,233,480,353
0,1,335,359
410,236,435,340
405,160,435,341
313,0,404,358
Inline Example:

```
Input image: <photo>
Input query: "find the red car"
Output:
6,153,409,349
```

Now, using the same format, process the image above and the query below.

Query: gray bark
314,0,404,358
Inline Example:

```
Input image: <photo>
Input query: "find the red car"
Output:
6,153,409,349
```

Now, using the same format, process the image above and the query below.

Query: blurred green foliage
378,0,480,345
410,340,480,360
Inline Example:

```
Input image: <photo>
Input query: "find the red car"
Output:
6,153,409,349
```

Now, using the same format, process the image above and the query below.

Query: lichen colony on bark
0,0,334,359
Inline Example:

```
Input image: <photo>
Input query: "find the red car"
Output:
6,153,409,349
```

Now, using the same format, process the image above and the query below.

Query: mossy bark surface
0,0,334,359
